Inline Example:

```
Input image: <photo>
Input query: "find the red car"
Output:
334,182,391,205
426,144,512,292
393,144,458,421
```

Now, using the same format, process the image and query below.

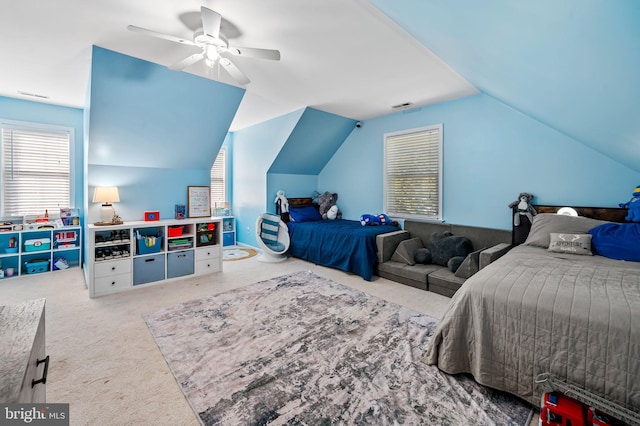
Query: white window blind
210,149,226,206
1,125,71,217
384,124,442,220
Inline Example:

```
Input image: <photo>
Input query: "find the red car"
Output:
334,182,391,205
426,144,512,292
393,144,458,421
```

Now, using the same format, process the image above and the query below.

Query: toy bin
24,238,51,252
167,226,183,237
25,259,49,274
136,235,163,255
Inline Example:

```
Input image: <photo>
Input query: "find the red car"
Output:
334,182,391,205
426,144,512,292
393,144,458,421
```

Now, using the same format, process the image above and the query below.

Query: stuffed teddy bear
619,185,640,222
274,189,290,222
317,191,341,219
414,231,472,273
508,192,537,226
360,213,392,226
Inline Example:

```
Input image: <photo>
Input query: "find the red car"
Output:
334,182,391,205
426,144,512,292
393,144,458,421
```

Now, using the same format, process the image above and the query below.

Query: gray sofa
376,220,512,297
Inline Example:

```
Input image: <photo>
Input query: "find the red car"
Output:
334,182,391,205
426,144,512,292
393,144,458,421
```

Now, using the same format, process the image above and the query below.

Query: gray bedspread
424,245,640,412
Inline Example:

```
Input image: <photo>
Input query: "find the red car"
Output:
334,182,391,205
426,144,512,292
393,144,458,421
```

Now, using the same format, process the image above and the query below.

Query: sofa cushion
454,249,483,279
390,238,424,265
378,261,440,283
427,268,466,293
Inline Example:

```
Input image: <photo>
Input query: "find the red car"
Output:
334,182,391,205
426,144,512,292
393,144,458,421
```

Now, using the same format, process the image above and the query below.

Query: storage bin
136,235,162,255
25,259,49,274
24,238,51,252
133,254,165,286
167,251,194,279
167,226,183,237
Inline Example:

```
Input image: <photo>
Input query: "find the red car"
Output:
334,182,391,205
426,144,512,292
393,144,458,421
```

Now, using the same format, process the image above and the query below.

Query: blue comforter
287,219,399,280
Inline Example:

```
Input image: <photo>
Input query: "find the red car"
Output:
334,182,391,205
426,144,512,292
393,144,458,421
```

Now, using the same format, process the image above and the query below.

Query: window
384,124,442,220
210,148,226,207
1,122,72,217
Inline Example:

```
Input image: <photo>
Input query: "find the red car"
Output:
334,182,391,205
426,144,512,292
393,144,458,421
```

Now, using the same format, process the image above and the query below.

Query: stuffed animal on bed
508,192,537,226
360,213,392,226
274,189,290,222
317,191,341,219
326,205,340,220
619,185,640,222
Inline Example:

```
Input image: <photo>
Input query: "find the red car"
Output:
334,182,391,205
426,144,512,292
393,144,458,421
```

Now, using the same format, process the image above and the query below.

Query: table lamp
93,186,120,224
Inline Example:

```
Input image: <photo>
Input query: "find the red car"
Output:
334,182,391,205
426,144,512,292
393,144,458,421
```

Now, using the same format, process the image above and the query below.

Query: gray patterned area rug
143,271,533,425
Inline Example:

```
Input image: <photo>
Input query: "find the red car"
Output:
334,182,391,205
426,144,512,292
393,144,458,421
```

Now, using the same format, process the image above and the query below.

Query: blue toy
619,185,640,222
360,213,392,226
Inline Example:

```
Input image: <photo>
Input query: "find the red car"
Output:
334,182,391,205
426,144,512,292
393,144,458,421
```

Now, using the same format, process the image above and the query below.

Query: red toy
541,392,622,426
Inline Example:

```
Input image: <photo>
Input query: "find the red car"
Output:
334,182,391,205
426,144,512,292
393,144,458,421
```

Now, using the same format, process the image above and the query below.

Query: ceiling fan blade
219,58,250,85
127,25,196,46
201,6,222,39
227,46,281,61
169,53,205,70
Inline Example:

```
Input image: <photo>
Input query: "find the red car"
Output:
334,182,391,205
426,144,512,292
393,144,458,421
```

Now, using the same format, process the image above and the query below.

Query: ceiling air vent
392,102,412,111
18,91,50,99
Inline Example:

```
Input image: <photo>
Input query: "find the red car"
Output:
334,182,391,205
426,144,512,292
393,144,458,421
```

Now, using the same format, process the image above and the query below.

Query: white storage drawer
94,259,132,278
94,273,132,294
195,259,220,275
195,246,220,261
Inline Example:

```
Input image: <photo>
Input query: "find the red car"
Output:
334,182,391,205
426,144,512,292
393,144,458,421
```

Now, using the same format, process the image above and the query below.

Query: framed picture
188,186,211,218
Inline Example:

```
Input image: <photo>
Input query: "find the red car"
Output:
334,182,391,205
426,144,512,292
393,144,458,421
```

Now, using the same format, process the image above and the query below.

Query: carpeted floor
144,271,533,425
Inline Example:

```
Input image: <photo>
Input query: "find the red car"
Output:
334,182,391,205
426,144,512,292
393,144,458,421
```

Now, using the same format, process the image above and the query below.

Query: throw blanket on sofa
424,245,640,412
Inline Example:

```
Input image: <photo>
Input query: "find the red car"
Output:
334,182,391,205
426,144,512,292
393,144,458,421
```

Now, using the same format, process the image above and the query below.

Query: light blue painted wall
87,46,244,222
319,93,640,230
232,110,303,247
369,0,640,172
0,96,84,219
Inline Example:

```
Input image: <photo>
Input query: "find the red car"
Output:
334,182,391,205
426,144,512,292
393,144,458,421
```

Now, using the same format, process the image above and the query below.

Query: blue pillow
289,205,322,222
588,223,640,262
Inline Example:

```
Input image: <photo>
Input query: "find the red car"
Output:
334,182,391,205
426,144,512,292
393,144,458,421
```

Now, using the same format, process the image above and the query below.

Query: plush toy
274,190,290,222
360,213,392,226
619,185,640,222
317,191,341,219
414,231,472,273
326,205,340,220
508,192,537,226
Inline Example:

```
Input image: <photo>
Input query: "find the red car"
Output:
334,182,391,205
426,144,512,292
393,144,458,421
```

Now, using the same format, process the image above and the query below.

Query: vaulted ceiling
370,0,640,172
1,1,638,172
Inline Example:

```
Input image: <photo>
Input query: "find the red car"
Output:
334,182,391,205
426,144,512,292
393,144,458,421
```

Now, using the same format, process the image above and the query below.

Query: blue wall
86,46,245,222
231,110,303,247
0,96,84,219
319,93,639,230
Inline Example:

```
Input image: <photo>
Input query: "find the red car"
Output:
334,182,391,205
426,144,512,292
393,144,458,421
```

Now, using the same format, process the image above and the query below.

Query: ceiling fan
127,6,280,85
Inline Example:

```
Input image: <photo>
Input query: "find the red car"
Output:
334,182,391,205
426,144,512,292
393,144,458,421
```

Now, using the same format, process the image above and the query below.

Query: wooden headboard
288,197,316,208
533,205,628,223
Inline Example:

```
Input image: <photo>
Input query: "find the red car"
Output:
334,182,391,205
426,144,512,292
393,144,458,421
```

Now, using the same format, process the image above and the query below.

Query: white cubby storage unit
0,225,82,279
86,218,222,298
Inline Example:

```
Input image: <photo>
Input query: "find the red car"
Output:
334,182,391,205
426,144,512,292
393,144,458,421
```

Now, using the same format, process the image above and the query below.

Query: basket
137,235,162,255
25,259,49,274
167,226,183,237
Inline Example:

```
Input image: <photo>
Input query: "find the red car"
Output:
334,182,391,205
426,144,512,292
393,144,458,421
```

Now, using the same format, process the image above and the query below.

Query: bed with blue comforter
285,201,399,280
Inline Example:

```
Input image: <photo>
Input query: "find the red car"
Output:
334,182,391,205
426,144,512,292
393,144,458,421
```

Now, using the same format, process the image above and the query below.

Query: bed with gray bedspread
424,220,640,412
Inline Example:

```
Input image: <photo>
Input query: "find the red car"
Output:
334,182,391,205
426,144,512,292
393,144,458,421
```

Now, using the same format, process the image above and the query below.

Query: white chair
255,213,290,262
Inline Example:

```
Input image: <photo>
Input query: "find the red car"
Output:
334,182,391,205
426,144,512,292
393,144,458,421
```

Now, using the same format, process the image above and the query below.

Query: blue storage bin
25,259,49,274
137,235,162,255
167,251,194,279
133,254,165,285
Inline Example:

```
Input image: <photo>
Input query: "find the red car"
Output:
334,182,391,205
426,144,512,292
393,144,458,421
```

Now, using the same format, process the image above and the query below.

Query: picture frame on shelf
187,186,211,218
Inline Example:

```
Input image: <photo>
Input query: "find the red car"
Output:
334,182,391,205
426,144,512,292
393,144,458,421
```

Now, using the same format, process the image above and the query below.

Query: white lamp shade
93,187,120,204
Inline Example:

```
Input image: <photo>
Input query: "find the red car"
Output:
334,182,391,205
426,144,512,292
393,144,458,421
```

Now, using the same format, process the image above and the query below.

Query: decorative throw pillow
260,213,281,244
547,233,592,255
428,232,472,267
523,214,609,248
391,238,424,266
289,205,322,222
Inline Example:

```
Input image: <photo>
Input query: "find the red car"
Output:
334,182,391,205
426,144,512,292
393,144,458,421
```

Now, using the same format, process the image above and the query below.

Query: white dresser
0,298,47,403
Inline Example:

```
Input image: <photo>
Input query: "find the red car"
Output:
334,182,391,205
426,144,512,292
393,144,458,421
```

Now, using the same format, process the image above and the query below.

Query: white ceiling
0,0,478,131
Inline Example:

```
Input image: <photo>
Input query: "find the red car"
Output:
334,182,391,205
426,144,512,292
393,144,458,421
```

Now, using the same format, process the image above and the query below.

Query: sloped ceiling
269,108,357,175
370,0,640,173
